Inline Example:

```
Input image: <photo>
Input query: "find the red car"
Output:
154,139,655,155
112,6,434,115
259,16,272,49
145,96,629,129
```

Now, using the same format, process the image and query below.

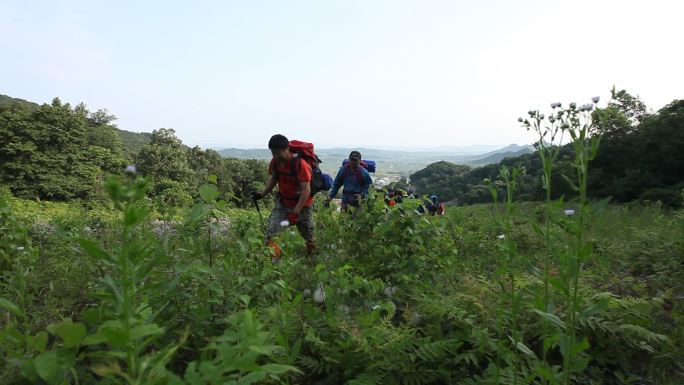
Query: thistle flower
570,102,577,109
518,117,524,123
549,116,556,123
592,96,600,103
551,102,561,108
540,114,545,119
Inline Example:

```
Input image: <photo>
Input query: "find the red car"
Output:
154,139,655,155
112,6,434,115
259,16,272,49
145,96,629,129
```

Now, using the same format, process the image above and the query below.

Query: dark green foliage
591,98,684,204
135,128,269,211
0,98,126,200
410,161,472,202
0,94,268,211
411,91,684,208
114,128,153,157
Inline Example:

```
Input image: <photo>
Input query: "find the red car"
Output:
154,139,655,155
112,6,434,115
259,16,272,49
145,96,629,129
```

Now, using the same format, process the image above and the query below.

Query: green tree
137,128,192,182
410,161,472,202
0,98,124,200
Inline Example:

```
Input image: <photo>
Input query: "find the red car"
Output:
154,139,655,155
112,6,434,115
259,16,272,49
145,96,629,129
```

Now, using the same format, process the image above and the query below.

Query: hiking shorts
266,199,314,244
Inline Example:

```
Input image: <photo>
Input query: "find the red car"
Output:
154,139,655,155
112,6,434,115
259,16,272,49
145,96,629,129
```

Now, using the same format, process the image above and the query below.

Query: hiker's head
269,134,290,162
348,150,361,169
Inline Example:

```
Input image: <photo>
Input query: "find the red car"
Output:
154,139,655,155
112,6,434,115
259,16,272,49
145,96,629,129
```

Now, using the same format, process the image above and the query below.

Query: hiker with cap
326,150,373,212
251,134,316,256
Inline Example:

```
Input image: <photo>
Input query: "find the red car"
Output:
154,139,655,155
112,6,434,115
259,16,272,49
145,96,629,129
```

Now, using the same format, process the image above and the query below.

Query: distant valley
217,144,535,178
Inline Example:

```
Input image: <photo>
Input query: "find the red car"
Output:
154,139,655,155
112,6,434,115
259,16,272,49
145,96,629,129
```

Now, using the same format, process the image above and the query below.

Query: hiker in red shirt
252,134,316,256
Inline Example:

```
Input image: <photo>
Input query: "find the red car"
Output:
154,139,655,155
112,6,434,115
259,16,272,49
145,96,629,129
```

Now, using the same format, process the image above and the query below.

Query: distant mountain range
217,144,535,176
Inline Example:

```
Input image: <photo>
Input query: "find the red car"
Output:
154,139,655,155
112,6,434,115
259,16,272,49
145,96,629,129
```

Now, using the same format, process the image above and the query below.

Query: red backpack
272,140,332,195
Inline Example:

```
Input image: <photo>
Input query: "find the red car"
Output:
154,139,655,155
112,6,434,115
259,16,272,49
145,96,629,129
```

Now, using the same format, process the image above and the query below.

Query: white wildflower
497,234,505,240
383,286,398,297
125,165,137,173
564,209,575,216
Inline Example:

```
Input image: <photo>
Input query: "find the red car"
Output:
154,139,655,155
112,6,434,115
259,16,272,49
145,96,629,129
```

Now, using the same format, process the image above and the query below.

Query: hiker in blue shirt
326,150,373,212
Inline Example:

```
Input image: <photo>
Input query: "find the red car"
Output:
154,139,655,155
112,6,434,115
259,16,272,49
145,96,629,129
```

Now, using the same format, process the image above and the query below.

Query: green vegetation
0,95,268,211
114,128,152,158
0,98,126,200
0,177,681,384
411,90,684,208
0,91,682,384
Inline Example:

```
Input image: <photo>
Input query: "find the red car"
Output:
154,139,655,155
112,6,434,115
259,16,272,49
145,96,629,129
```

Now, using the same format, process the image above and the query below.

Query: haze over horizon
2,0,682,149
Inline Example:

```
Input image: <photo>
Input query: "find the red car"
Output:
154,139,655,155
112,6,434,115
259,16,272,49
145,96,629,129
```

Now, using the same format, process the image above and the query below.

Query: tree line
410,89,684,207
0,96,268,211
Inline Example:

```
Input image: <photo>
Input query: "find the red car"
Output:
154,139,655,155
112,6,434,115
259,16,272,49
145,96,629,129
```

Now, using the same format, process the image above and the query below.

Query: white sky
1,0,682,149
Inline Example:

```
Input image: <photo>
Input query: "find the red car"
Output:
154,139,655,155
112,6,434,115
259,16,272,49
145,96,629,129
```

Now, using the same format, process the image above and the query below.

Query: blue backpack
320,173,333,192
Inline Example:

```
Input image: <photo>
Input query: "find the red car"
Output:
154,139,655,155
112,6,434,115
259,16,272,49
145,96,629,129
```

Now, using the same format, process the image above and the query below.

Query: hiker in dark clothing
251,134,316,256
424,195,445,216
326,151,373,212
